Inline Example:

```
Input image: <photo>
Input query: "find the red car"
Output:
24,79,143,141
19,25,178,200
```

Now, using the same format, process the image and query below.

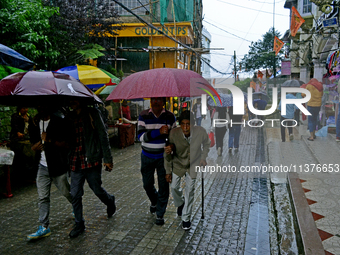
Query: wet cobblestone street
0,126,268,255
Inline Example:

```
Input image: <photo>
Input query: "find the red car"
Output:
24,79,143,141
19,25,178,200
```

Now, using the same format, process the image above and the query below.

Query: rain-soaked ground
0,122,285,255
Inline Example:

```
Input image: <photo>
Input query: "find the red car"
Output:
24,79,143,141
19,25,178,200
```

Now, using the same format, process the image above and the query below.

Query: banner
250,80,256,90
291,6,305,37
258,70,263,79
273,36,284,55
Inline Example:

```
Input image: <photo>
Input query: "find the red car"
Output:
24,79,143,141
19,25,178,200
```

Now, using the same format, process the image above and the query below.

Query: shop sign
135,26,187,36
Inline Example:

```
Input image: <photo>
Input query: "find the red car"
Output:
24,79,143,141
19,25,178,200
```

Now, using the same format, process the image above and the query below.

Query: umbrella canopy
252,92,270,102
208,94,232,107
106,68,212,100
281,79,303,87
0,71,102,106
0,44,35,70
0,65,25,80
99,85,117,95
56,64,120,89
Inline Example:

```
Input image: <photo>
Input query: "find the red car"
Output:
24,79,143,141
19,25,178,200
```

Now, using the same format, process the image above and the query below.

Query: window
303,0,312,14
108,0,150,16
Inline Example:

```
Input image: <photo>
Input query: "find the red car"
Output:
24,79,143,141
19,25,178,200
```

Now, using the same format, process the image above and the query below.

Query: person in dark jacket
27,106,72,240
10,106,36,180
68,100,115,238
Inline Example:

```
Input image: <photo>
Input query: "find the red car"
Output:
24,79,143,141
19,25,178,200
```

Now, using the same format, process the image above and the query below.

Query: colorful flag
291,6,305,37
273,36,284,55
258,70,263,80
266,69,271,78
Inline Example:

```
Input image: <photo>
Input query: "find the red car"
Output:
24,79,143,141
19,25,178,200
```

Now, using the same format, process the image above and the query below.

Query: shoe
155,217,164,225
289,134,294,141
228,148,232,153
307,137,314,141
336,137,340,142
69,222,85,238
217,147,221,156
150,205,157,214
234,148,238,153
27,226,51,240
107,196,116,218
177,203,185,217
182,221,191,230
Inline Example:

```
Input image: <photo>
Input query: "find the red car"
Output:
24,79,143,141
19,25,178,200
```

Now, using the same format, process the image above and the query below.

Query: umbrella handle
201,170,204,219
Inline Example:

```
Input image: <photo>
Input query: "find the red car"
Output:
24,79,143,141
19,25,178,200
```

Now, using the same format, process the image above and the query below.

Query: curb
287,172,324,255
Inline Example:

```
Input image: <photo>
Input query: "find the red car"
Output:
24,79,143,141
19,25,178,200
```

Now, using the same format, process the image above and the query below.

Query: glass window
303,0,312,14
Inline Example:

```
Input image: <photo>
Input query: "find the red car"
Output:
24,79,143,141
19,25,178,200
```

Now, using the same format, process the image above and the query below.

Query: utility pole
234,50,237,83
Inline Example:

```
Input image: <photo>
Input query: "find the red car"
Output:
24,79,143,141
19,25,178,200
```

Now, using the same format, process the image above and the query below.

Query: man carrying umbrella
27,106,73,240
138,97,176,225
164,110,210,230
68,100,116,238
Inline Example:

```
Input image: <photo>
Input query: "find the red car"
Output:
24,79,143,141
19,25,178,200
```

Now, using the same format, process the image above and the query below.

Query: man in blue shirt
278,93,297,142
138,97,176,225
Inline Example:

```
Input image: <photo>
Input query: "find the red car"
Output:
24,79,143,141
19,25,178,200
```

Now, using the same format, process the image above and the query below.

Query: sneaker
27,226,51,240
289,134,294,141
182,221,191,230
177,203,185,217
155,217,164,225
336,137,340,142
228,148,232,153
69,222,85,238
150,205,157,214
107,195,116,218
234,148,239,153
217,147,221,156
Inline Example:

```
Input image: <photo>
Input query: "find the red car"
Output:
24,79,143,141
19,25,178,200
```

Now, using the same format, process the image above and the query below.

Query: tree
241,28,284,75
43,0,121,69
0,0,59,69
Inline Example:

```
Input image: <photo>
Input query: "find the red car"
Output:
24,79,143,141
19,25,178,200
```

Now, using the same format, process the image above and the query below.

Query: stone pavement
265,119,340,255
0,122,275,255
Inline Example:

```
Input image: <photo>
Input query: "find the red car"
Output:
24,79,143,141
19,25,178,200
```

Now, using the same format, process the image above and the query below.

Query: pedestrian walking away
302,78,323,141
68,100,116,238
27,106,73,240
278,93,297,142
192,98,203,126
214,107,228,155
138,97,176,225
164,110,210,230
228,106,243,152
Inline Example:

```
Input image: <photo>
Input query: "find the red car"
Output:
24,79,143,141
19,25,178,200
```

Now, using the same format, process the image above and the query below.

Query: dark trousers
280,116,293,142
215,126,227,152
141,153,169,218
70,165,114,223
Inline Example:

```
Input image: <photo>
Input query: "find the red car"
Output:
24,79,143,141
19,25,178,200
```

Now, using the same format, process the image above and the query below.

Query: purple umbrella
0,71,102,106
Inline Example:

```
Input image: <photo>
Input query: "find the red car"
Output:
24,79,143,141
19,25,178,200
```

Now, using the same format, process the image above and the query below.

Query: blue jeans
70,165,114,224
228,125,241,148
336,108,340,138
141,153,169,218
196,117,202,126
307,106,320,132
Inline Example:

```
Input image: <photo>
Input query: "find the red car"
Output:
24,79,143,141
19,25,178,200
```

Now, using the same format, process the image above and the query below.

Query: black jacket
69,107,113,164
29,112,71,177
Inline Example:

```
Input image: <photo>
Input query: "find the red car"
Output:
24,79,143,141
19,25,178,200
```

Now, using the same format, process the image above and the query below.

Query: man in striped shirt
138,97,176,225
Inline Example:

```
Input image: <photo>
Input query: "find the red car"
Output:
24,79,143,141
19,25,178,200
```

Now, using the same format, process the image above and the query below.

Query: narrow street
0,122,273,255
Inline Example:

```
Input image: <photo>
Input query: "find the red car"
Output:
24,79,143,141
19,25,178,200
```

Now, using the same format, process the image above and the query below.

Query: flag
291,6,305,37
258,70,263,80
266,69,271,78
273,36,284,55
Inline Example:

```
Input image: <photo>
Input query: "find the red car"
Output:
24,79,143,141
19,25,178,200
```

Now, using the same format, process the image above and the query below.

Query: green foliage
77,44,105,60
0,0,59,69
241,28,283,73
234,78,252,92
117,70,124,80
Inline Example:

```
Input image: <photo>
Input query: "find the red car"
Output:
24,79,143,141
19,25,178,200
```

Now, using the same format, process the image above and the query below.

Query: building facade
106,0,206,75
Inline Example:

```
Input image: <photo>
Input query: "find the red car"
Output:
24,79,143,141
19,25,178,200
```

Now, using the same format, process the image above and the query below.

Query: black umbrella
0,44,35,70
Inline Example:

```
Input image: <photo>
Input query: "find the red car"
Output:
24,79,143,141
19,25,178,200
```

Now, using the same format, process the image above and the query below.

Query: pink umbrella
106,68,217,100
0,71,102,106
